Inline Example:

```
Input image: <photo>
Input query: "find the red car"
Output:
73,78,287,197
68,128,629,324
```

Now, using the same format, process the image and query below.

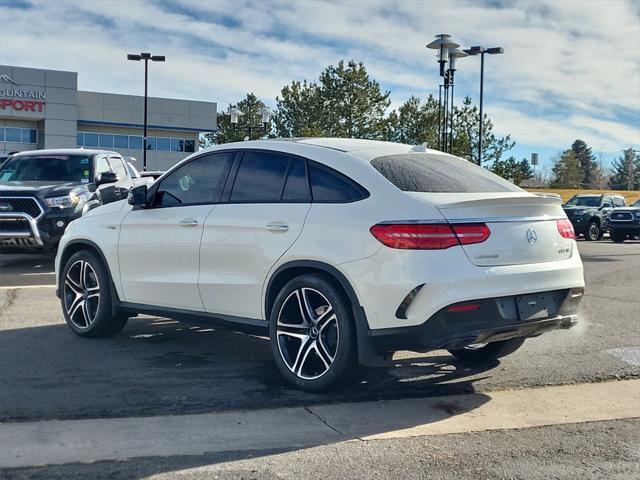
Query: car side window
309,162,368,203
281,158,311,202
602,198,613,208
613,197,625,207
153,152,234,207
230,151,289,203
108,157,127,180
94,156,111,175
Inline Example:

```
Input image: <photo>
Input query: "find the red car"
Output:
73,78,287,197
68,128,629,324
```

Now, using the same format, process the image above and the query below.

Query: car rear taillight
557,219,575,239
370,223,490,250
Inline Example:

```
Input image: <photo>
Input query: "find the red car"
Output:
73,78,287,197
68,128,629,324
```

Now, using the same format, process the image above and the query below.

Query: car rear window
370,153,522,193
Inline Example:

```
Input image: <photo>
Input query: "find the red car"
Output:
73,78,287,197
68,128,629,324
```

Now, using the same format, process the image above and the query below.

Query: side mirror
95,171,118,185
128,185,148,206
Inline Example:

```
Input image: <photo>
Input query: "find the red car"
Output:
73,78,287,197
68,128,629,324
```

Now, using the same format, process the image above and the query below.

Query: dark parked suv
0,149,135,252
607,199,640,242
562,194,625,241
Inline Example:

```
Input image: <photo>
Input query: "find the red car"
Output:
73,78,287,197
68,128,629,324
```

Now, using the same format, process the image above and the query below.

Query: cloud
0,0,638,160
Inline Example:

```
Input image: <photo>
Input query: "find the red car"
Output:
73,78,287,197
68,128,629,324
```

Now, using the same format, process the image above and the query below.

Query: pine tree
551,149,582,188
609,148,640,190
385,95,439,147
571,139,602,188
489,156,534,185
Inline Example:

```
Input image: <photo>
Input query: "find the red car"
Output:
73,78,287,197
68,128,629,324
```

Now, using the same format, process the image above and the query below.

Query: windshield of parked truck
565,196,601,207
0,155,93,183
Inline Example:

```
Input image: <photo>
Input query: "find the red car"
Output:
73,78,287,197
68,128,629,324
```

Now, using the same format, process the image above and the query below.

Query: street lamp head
448,48,468,72
259,106,272,125
487,47,504,55
426,34,460,77
226,107,244,125
127,54,142,61
140,52,151,59
151,55,166,62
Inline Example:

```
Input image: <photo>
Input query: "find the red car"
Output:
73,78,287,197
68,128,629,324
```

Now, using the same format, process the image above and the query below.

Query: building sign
0,74,46,112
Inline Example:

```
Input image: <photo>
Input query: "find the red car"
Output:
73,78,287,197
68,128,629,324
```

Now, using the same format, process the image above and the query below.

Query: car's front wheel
448,337,525,364
585,221,602,241
61,250,129,337
269,274,361,391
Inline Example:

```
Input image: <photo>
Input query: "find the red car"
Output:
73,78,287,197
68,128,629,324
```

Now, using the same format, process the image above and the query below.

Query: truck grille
610,212,633,222
0,197,42,218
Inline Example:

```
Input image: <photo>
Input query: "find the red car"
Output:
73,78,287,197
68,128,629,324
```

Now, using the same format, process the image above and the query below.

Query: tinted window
109,157,127,180
282,158,310,202
371,153,522,193
154,153,234,207
171,138,183,152
309,162,368,202
84,133,99,147
5,128,21,142
129,136,143,149
0,155,92,183
99,134,113,148
565,196,601,207
157,138,171,151
184,140,195,153
230,152,289,202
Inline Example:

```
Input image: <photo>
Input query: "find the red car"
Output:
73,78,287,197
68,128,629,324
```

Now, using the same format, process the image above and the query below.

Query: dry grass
526,188,640,205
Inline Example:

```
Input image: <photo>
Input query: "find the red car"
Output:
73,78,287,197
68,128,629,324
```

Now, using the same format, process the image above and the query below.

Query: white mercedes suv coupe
55,138,584,391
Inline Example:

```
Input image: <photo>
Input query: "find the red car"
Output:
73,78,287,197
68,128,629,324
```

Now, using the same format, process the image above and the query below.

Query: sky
0,0,638,170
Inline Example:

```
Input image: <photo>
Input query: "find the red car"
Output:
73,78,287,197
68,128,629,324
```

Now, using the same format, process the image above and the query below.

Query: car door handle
178,218,198,227
266,222,289,232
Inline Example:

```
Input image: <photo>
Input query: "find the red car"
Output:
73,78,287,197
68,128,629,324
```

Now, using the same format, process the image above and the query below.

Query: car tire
61,250,129,338
448,337,526,364
585,221,602,241
611,232,627,243
269,273,361,392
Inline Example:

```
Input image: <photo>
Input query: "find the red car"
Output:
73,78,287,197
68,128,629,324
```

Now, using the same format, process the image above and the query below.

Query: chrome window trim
378,215,567,225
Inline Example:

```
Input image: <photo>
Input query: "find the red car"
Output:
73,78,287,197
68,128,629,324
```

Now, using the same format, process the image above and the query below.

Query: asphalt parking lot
1,239,639,478
1,239,639,422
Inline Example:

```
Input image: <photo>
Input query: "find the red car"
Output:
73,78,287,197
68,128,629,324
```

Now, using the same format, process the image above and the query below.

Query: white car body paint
56,138,585,332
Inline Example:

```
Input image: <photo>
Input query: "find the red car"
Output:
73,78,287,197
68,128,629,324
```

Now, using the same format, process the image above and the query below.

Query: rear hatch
409,192,573,266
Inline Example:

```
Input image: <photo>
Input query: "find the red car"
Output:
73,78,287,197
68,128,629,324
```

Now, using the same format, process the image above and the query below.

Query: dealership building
0,64,217,170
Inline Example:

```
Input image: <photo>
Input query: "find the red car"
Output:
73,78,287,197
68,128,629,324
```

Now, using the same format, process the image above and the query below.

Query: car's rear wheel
611,232,627,243
61,250,128,337
269,274,360,391
585,221,602,241
448,337,525,364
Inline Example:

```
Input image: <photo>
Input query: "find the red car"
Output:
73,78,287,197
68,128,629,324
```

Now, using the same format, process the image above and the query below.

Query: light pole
447,48,468,153
226,105,272,138
426,34,459,152
463,46,503,165
127,52,165,171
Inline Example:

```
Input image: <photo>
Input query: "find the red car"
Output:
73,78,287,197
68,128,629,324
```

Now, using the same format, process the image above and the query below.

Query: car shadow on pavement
1,316,496,478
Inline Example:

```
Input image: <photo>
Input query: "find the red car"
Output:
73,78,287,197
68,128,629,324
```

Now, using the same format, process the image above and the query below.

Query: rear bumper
367,288,583,353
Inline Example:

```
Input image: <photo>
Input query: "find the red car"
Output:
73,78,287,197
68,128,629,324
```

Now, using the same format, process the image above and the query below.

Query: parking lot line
1,379,638,469
0,285,55,290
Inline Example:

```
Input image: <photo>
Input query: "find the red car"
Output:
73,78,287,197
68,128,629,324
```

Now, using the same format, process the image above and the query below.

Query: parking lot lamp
463,46,503,165
226,106,272,139
127,52,165,171
427,34,459,151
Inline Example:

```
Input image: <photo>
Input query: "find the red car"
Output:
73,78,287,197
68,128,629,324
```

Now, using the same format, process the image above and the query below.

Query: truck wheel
585,221,602,241
448,338,525,364
611,232,626,243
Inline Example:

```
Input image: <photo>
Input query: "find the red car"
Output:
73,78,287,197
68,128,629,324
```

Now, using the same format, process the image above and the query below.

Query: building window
5,128,21,143
171,138,183,152
156,137,171,151
114,135,128,148
77,132,83,146
184,140,195,153
0,128,4,142
129,136,143,149
84,133,99,147
146,137,156,150
99,134,114,148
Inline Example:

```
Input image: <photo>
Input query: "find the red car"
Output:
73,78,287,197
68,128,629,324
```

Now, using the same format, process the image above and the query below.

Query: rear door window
281,158,311,202
371,153,522,193
230,152,289,203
